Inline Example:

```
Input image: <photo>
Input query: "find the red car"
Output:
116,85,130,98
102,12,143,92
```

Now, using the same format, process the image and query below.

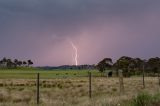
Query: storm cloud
0,0,160,66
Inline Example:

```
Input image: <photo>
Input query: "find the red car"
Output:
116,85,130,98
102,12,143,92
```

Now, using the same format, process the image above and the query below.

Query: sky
0,0,160,66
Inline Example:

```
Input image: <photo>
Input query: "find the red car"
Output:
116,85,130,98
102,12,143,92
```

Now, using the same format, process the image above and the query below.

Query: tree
17,61,22,66
14,59,19,68
2,57,7,63
1,57,7,67
96,58,112,76
6,59,15,68
115,56,133,77
27,60,33,67
23,61,27,66
147,57,160,75
0,58,34,69
131,58,144,75
0,60,3,67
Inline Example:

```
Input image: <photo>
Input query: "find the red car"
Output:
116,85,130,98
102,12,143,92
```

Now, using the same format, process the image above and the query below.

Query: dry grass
0,77,160,106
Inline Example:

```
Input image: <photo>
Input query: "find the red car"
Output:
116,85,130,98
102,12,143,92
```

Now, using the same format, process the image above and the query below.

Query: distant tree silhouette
0,58,33,69
0,60,3,65
23,61,27,66
14,59,18,67
2,57,7,63
17,61,22,66
6,59,12,68
27,60,33,67
6,59,16,68
0,60,4,67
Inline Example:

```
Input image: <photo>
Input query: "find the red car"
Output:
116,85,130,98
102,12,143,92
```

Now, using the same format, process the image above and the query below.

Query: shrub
152,93,160,105
132,92,152,106
131,92,160,106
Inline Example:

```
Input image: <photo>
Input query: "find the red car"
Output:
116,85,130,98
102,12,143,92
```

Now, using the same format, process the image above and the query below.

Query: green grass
0,67,101,79
128,92,160,106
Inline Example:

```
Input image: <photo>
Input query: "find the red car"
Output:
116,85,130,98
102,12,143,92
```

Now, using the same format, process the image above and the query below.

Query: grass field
0,68,160,106
0,67,101,79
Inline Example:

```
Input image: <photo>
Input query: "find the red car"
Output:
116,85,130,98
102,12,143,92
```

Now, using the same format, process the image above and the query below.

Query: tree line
97,56,160,77
0,57,33,69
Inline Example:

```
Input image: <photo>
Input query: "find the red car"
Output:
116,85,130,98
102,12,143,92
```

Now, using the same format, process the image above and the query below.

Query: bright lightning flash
70,41,78,66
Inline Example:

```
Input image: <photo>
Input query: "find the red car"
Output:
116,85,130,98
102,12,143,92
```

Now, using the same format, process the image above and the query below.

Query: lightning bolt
70,41,78,66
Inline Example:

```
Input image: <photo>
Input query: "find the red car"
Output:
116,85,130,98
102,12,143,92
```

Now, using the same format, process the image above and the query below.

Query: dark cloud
0,0,160,65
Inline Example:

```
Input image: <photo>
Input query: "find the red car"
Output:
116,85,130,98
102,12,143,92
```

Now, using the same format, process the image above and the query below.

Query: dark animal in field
108,71,112,77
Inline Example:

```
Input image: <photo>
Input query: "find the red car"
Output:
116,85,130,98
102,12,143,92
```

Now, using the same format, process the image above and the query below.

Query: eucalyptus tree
6,59,15,68
17,61,22,66
0,60,3,67
147,57,160,75
132,58,144,74
97,58,113,76
2,57,7,64
27,60,33,67
115,56,133,77
23,61,27,66
14,59,19,68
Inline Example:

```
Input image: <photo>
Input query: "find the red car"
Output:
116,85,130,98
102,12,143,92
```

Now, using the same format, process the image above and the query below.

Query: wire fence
0,71,160,105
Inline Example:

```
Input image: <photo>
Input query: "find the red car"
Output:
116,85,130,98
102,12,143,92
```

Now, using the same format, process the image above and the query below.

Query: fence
0,71,160,105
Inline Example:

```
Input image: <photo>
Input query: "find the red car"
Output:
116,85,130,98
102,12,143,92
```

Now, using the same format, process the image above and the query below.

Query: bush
152,93,160,106
131,92,160,106
132,92,152,106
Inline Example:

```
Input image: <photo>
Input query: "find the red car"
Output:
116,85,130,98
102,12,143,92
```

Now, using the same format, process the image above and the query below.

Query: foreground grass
0,77,160,106
0,68,160,105
128,92,160,106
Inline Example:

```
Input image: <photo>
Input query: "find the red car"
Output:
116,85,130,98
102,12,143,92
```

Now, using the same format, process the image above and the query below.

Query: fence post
119,69,124,95
89,72,92,98
37,73,40,105
142,64,145,88
158,69,160,86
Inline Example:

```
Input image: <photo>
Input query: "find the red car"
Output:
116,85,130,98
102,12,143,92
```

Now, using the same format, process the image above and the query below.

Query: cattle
108,71,113,77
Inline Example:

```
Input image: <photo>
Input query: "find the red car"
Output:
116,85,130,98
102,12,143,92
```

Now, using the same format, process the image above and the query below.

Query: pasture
0,68,160,106
0,68,100,79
